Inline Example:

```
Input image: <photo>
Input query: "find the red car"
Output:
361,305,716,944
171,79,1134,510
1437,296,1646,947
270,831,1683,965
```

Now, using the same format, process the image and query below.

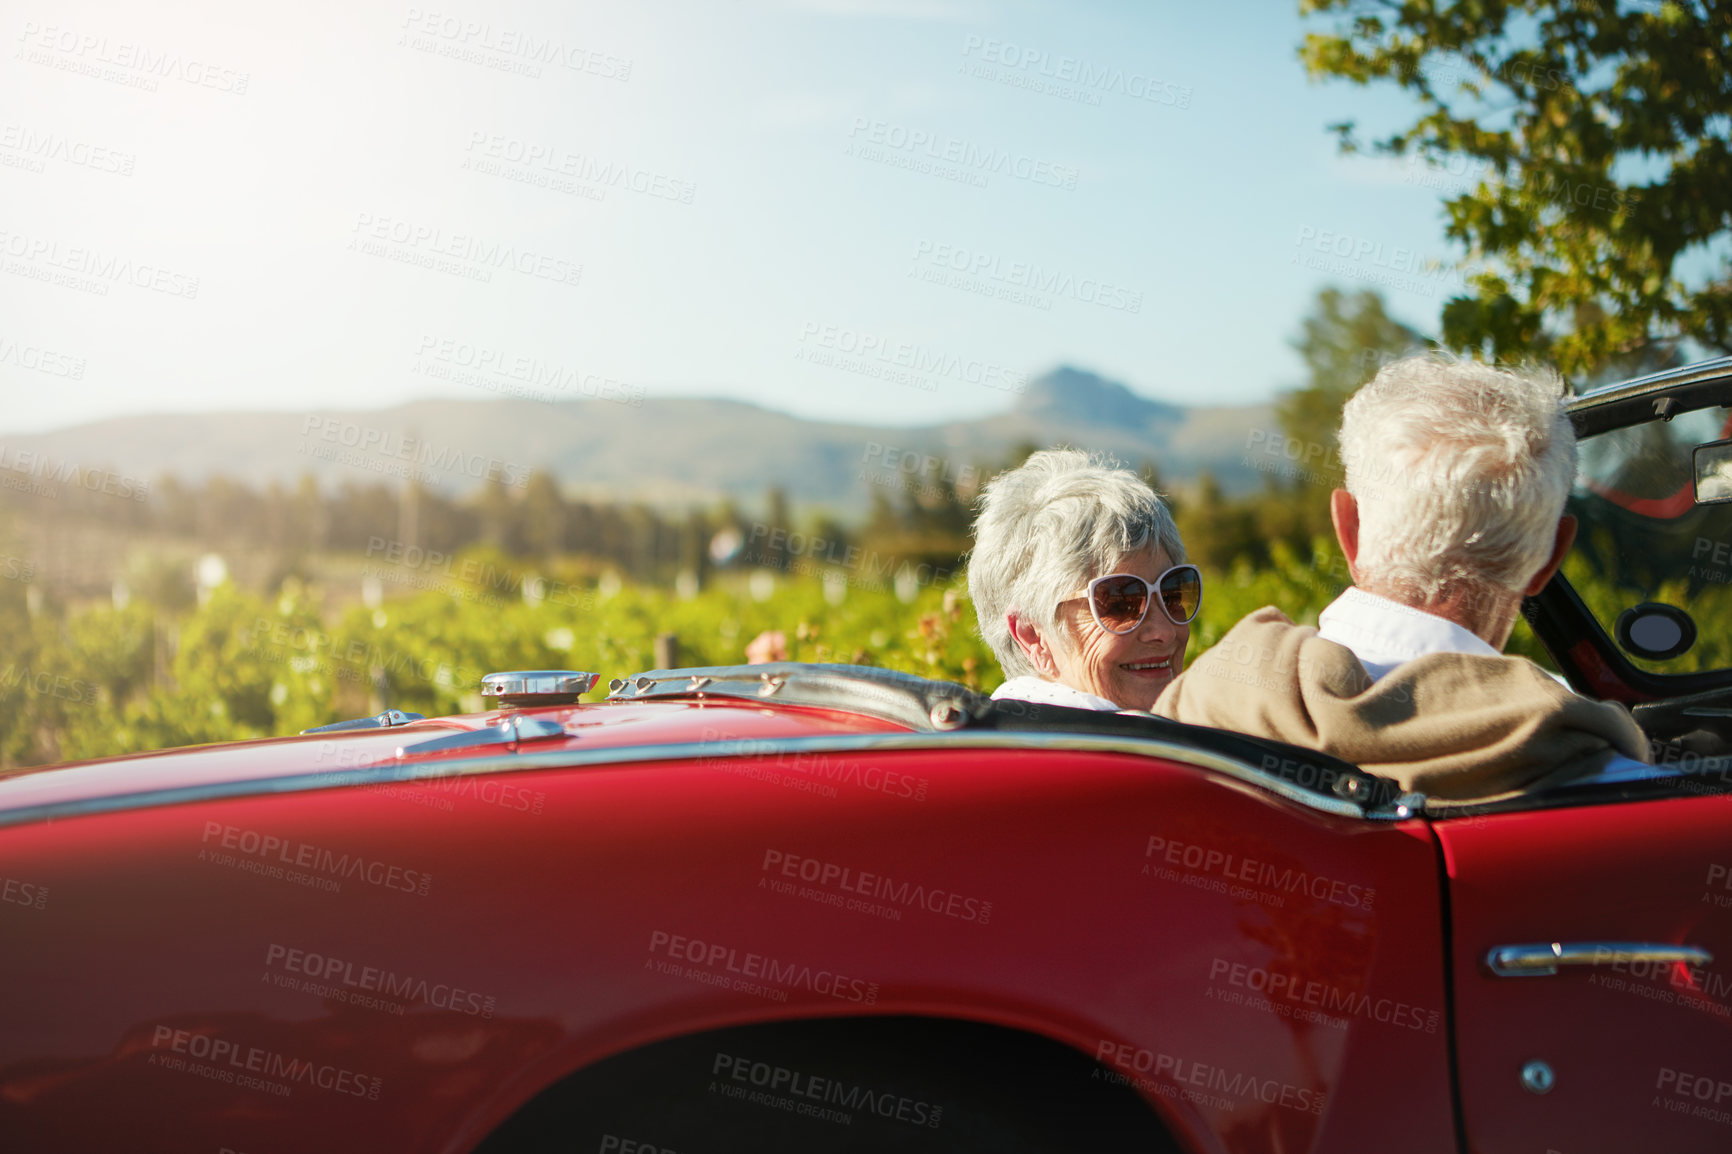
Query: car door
1440,785,1732,1153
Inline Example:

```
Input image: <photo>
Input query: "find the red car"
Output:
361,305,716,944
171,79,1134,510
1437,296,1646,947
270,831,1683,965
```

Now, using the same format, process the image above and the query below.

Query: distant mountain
1015,366,1185,430
0,367,1273,513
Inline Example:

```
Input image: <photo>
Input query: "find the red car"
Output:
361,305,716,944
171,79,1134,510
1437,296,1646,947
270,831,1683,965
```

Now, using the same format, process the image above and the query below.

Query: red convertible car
6,359,1732,1153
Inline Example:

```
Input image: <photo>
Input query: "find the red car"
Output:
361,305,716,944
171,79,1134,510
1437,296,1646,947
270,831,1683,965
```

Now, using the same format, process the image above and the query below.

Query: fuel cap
480,670,599,707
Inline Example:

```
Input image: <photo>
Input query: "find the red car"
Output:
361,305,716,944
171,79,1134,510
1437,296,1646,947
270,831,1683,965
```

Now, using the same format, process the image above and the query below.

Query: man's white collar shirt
1316,586,1500,682
1316,585,1655,781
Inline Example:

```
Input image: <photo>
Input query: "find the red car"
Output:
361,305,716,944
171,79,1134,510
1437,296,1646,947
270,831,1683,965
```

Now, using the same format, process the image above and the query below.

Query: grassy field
1,538,1716,768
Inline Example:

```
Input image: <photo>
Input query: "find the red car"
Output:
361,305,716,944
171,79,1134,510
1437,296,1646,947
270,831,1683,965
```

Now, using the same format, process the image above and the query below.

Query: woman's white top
989,676,1120,712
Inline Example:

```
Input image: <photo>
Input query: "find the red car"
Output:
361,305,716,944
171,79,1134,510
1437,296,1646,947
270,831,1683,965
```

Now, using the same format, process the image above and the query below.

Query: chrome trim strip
1567,360,1732,438
395,714,568,757
608,663,980,733
1571,356,1732,404
1486,941,1714,977
300,709,425,735
0,730,1377,829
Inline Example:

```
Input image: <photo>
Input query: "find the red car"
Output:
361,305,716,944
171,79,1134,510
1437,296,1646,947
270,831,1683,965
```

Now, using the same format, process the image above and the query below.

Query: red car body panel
1440,794,1732,1153
0,698,1454,1153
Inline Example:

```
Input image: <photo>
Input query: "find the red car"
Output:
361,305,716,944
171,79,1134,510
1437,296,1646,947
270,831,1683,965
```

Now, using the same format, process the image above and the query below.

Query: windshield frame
1530,359,1732,704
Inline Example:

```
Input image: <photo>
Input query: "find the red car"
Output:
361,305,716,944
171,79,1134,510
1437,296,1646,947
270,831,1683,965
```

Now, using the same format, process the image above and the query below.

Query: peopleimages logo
647,929,879,1004
697,726,932,803
149,1026,381,1100
16,22,250,94
463,132,694,204
347,212,583,288
0,664,98,706
200,821,433,897
958,36,1192,109
264,943,496,1018
413,335,644,406
798,323,1026,394
0,226,199,298
713,1052,943,1129
909,240,1141,312
1095,1041,1325,1116
1207,959,1440,1032
0,446,148,501
760,849,992,924
399,8,633,80
299,416,530,487
846,118,1078,190
1288,225,1478,301
0,123,135,175
1,873,48,911
0,335,85,379
1655,1065,1732,1128
741,524,954,593
1144,833,1375,911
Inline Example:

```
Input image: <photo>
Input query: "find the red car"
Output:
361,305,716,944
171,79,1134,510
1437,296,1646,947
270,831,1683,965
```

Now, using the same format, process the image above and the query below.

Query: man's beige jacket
1152,607,1649,801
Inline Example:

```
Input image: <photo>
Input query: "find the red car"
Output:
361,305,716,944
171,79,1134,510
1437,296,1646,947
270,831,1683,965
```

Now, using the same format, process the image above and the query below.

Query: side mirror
1693,440,1732,504
1614,602,1696,661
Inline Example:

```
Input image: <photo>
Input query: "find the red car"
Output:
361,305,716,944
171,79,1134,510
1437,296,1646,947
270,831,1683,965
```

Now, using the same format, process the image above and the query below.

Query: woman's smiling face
1045,544,1192,711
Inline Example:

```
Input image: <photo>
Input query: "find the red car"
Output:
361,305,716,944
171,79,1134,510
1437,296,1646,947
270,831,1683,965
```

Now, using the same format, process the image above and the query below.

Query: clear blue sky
0,0,1468,434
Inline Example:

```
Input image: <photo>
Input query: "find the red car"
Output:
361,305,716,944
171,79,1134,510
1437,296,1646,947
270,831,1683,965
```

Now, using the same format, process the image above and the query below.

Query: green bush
0,543,1697,768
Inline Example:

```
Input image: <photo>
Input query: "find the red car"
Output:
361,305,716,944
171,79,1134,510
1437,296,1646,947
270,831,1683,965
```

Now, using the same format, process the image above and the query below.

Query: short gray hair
968,449,1185,679
1339,353,1576,600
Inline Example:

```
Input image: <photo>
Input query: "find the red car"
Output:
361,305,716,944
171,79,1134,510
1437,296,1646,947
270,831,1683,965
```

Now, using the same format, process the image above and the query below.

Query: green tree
1301,0,1732,374
761,487,792,571
518,471,567,557
1172,471,1259,570
1280,287,1426,472
473,475,518,552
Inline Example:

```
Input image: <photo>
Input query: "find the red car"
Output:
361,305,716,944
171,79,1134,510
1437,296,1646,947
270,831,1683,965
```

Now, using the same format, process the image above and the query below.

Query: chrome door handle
1486,941,1714,977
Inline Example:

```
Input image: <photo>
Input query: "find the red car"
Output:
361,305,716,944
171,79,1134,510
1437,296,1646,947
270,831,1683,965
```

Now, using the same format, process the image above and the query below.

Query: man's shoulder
1388,649,1574,699
1154,605,1364,719
1205,605,1307,648
1196,606,1362,676
1227,605,1298,630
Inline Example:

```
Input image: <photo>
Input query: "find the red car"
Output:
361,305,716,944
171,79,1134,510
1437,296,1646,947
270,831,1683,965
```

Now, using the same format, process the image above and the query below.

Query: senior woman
969,449,1200,712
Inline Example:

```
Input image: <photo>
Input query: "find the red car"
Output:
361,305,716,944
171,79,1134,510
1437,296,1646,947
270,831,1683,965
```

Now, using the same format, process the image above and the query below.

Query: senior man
1153,354,1648,801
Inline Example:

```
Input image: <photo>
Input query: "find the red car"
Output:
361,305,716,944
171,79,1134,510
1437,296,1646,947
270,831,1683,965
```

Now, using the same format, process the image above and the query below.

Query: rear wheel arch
471,1014,1187,1153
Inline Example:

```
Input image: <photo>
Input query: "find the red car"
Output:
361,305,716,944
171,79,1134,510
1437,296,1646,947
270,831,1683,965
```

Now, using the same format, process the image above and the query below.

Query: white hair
968,449,1185,679
1339,353,1576,601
